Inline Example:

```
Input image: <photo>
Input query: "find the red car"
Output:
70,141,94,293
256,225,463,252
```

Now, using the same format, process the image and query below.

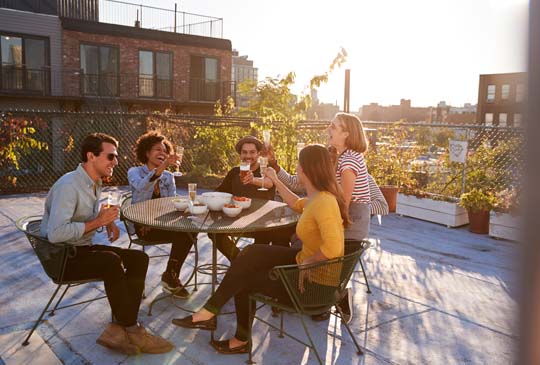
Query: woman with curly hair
128,131,193,298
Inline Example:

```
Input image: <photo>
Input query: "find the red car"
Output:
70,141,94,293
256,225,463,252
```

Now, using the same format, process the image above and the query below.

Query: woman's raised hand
265,167,277,182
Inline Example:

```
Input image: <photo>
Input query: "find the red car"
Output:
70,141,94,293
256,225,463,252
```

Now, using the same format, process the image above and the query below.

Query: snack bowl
201,192,232,211
189,202,208,215
222,203,242,217
232,196,252,209
171,197,189,211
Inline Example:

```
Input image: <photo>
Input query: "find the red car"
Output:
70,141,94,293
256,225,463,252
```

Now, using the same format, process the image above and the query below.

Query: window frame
499,113,507,127
486,84,496,103
0,31,50,93
189,54,221,102
485,113,494,126
501,84,510,100
79,42,120,96
137,49,173,99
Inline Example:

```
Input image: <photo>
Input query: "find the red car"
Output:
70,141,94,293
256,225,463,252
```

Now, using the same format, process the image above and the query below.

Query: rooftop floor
0,191,518,364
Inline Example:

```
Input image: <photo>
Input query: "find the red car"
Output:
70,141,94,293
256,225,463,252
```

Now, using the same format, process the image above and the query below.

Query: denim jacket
127,165,176,204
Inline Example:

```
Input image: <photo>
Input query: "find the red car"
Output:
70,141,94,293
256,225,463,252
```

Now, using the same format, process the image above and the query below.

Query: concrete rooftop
0,190,518,365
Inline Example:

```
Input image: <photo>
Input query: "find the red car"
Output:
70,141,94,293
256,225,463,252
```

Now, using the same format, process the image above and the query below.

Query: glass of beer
188,183,197,203
240,161,250,179
106,187,121,208
258,156,268,191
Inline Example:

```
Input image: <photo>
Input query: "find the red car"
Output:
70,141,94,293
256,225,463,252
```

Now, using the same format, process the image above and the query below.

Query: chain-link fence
0,111,524,201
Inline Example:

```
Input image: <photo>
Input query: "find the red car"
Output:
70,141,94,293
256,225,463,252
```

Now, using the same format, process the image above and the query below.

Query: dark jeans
213,225,296,261
63,244,149,327
136,226,194,275
204,245,300,341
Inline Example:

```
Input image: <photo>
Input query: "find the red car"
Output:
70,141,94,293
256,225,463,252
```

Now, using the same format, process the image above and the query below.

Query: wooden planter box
396,193,469,227
489,211,521,241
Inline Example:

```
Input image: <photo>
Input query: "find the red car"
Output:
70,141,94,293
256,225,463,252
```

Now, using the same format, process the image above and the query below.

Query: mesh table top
122,197,299,235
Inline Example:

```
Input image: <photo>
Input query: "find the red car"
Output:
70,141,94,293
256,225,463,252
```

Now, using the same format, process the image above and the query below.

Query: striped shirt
336,149,370,204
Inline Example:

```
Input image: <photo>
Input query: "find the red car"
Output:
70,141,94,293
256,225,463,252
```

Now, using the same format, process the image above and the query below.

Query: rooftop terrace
0,190,518,364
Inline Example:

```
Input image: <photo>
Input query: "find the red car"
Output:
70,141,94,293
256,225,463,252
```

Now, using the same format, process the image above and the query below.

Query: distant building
360,99,429,122
428,101,476,124
0,0,235,113
476,72,526,127
231,49,257,107
307,89,339,119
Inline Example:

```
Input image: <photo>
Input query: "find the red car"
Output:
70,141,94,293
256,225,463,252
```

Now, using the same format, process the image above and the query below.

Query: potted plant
459,188,496,234
489,187,521,241
365,123,418,212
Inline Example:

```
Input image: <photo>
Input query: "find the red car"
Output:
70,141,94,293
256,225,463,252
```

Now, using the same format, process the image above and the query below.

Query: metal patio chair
247,240,369,365
16,216,108,346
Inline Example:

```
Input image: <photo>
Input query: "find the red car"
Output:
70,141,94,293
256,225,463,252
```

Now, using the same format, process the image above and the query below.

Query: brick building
476,72,526,127
360,99,430,122
0,0,234,113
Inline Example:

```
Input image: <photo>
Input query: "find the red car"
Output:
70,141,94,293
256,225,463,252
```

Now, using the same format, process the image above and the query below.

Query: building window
80,44,119,96
138,50,172,98
501,84,510,100
190,55,219,101
499,113,507,127
514,113,522,127
485,113,493,126
516,84,525,102
486,84,496,103
0,34,48,92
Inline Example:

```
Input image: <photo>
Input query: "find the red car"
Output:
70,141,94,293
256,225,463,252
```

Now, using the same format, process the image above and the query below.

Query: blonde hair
335,112,368,153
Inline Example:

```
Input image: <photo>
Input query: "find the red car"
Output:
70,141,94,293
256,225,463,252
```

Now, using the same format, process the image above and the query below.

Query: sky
144,0,529,111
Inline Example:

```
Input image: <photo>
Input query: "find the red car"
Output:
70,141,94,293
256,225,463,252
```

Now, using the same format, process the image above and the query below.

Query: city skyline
118,0,527,110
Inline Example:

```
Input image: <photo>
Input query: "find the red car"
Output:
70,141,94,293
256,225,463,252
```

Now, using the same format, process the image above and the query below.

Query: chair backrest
16,216,72,283
120,193,137,236
272,241,368,313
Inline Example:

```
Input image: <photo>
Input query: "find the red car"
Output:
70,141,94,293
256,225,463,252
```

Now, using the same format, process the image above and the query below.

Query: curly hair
134,131,173,164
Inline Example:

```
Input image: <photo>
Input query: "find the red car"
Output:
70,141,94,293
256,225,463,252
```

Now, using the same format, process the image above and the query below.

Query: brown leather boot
96,323,140,355
126,324,174,354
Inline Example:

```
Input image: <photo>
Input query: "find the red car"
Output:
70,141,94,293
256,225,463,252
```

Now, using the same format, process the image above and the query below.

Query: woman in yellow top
172,145,349,354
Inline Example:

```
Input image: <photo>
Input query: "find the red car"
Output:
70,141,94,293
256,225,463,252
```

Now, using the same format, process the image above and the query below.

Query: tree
0,113,48,188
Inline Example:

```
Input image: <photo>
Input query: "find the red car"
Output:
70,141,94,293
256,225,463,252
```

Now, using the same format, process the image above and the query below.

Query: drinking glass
106,187,121,208
173,146,184,177
188,183,197,203
258,156,268,191
240,161,250,179
296,142,305,158
262,130,271,145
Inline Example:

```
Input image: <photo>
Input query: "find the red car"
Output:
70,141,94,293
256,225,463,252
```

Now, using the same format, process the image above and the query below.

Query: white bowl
222,204,242,217
232,196,252,210
189,202,208,215
201,192,232,211
171,197,189,211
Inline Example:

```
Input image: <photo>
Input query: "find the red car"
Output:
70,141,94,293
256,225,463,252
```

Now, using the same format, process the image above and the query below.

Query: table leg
210,232,218,342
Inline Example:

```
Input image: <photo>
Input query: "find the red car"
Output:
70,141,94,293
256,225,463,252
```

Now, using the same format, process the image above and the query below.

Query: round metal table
122,196,300,327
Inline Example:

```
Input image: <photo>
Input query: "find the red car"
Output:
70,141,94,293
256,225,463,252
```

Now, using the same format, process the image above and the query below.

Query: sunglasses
99,152,118,161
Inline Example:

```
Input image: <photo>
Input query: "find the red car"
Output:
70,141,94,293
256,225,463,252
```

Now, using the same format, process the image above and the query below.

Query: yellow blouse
294,191,344,265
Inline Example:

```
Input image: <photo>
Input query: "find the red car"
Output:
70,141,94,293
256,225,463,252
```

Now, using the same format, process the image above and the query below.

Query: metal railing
0,65,236,103
60,0,224,38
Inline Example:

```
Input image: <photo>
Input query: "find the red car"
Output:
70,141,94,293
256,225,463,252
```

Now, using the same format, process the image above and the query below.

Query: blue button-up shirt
127,165,176,204
40,164,102,245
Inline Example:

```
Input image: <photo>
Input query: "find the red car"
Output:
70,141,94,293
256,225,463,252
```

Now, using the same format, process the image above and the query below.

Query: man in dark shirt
214,136,294,260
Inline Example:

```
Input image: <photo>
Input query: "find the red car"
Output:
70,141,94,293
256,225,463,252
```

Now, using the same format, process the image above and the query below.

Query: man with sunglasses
41,133,173,356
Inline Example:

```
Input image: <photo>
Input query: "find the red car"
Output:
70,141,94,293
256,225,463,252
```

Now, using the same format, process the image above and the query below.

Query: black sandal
211,339,249,354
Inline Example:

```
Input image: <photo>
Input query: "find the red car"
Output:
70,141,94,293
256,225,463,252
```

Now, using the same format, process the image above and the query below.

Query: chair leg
298,315,323,365
359,258,372,294
246,297,256,364
334,306,364,355
278,311,284,338
50,284,71,316
22,284,63,346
